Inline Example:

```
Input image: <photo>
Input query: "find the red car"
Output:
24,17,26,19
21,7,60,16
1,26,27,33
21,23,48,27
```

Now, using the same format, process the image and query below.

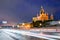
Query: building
33,6,54,22
18,6,54,28
17,22,32,30
32,6,54,27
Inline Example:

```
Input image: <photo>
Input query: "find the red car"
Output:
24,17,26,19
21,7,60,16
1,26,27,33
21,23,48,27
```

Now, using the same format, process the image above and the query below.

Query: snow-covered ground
0,29,60,40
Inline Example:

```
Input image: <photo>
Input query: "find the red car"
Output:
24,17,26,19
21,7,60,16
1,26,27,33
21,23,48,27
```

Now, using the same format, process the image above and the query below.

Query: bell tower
40,6,45,14
50,14,53,20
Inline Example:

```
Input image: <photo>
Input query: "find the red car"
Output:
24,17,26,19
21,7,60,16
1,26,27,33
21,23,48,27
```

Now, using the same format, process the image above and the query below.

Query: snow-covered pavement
0,30,14,40
0,29,60,40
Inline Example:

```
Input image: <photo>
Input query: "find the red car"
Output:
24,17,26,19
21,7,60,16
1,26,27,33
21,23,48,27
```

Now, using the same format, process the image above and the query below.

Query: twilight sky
0,0,60,24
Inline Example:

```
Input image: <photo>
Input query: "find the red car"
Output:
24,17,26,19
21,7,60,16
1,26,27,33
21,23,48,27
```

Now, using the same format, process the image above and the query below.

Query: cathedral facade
33,6,54,22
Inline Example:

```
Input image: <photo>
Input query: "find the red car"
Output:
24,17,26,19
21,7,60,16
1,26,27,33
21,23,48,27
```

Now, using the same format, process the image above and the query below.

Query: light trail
1,29,57,40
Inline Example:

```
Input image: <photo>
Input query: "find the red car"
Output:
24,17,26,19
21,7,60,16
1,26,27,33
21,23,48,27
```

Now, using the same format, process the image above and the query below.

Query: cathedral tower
32,6,54,22
50,14,53,20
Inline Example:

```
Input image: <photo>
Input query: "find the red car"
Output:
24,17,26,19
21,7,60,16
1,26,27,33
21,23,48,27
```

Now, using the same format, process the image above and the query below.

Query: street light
40,23,42,26
58,21,60,24
17,25,20,28
22,23,25,25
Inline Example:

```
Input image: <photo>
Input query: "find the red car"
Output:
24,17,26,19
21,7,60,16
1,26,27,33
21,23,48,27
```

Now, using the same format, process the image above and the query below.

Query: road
0,29,60,40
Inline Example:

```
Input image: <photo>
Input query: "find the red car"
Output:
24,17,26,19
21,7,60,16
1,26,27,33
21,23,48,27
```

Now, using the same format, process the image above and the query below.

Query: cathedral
33,6,54,22
17,6,54,28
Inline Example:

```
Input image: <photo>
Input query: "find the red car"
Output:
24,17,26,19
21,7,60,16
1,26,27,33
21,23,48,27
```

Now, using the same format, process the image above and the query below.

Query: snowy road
0,29,60,40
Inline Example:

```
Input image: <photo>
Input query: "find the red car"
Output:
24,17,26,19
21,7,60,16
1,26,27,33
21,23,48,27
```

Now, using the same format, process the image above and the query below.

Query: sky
0,0,60,24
